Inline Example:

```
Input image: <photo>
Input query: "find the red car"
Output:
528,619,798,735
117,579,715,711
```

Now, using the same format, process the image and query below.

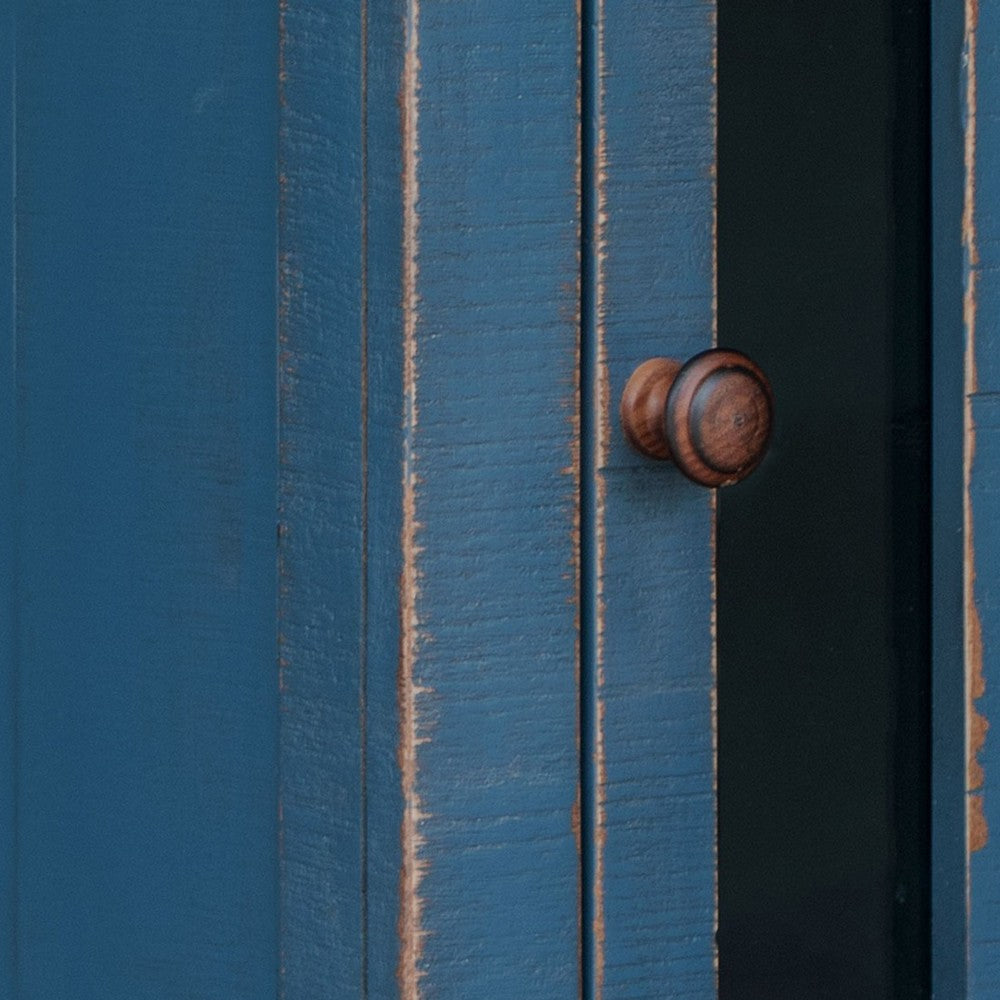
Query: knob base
619,357,682,461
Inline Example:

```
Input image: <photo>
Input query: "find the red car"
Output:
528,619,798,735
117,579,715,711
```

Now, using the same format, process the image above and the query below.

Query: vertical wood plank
363,3,407,995
278,1,582,995
12,4,279,996
277,1,366,994
395,2,582,996
966,0,1000,993
587,1,717,996
932,0,969,994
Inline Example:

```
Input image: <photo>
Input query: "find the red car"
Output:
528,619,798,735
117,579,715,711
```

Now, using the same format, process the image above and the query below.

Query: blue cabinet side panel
590,2,717,996
12,4,279,997
968,0,1000,993
396,2,582,996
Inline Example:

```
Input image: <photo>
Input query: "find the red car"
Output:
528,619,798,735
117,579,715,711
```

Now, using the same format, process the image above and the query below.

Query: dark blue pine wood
5,2,725,996
584,2,718,996
9,3,279,996
277,1,368,994
279,2,583,997
392,3,582,996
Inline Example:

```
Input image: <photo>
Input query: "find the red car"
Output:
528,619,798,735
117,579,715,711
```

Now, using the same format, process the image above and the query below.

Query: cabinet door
16,0,992,997
4,1,720,997
277,2,720,996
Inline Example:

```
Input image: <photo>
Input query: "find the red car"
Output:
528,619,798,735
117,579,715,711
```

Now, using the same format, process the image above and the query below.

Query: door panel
280,0,584,997
588,2,718,995
379,2,583,996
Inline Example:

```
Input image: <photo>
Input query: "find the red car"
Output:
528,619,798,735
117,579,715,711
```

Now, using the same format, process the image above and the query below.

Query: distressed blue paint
11,4,278,996
967,1,1000,993
931,0,967,994
7,2,726,994
970,393,1000,995
277,2,367,994
361,4,407,996
596,2,717,996
399,2,581,995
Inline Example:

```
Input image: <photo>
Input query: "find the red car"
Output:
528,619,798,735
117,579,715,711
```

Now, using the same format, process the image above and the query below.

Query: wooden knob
620,349,773,487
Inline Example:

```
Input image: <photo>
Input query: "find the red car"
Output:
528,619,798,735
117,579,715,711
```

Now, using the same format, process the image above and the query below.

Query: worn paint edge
397,1,426,997
963,0,987,860
580,0,608,994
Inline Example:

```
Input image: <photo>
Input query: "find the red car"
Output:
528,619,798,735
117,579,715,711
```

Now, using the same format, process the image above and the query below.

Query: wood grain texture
277,2,416,995
587,1,717,996
395,2,581,995
364,5,410,997
11,4,279,996
966,0,1000,991
277,0,368,994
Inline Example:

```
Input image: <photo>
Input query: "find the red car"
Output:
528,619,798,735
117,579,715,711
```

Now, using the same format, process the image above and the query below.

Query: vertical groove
580,0,606,996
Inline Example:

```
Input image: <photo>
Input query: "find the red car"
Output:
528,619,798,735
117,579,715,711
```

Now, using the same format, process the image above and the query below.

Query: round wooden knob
620,349,773,487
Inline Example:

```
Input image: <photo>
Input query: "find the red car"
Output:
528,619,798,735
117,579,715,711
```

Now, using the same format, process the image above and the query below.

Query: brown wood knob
620,349,773,487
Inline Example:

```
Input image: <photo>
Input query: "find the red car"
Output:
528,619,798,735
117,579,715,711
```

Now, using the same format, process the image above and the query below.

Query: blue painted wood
2,7,15,995
391,3,582,996
966,1,1000,993
278,2,582,995
11,3,279,996
7,2,724,994
931,0,968,994
969,396,1000,995
585,2,717,996
362,5,408,996
277,2,366,994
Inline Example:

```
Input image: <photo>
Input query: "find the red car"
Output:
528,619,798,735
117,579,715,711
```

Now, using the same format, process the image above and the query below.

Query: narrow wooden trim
931,0,969,991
